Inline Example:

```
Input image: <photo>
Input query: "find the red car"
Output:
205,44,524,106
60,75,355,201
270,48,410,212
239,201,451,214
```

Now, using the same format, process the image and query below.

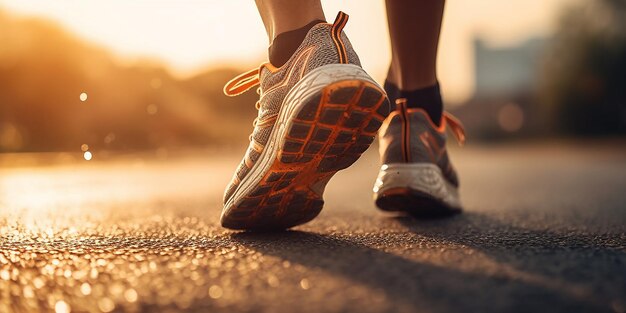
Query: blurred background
2,3,625,312
0,0,624,155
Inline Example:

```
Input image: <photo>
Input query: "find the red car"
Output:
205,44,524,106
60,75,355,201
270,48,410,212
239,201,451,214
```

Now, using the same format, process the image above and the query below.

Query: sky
0,0,577,102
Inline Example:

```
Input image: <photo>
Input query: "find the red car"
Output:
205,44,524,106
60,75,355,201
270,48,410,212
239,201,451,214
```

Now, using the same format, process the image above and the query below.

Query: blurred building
474,37,546,96
451,36,548,140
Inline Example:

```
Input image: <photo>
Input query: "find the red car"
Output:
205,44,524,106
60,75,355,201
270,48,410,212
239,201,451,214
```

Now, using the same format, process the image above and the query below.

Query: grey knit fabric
257,23,361,122
379,110,459,187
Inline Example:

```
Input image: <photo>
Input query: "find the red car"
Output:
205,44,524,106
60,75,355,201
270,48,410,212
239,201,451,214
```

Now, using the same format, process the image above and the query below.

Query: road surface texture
1,142,625,313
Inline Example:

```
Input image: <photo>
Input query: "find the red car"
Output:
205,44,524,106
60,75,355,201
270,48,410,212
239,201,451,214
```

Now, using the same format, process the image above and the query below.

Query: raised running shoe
373,98,465,217
222,12,390,230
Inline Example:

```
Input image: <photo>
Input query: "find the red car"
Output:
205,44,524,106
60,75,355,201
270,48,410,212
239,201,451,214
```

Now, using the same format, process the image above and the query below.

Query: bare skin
385,0,445,90
255,0,445,90
255,0,326,43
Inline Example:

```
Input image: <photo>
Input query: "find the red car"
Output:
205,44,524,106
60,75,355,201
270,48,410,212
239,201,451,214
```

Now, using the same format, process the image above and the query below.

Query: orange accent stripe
405,108,466,146
419,133,435,162
378,111,400,136
396,98,411,162
443,112,466,146
263,62,280,73
339,21,348,62
260,46,315,98
403,105,411,162
331,12,349,64
330,20,343,62
406,108,446,132
336,14,348,62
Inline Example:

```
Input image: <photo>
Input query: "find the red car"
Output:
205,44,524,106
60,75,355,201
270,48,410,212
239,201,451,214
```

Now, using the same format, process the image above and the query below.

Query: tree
540,0,626,135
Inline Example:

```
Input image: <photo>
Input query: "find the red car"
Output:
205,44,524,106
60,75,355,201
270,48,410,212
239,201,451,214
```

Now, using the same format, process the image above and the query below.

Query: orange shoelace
442,112,466,146
223,67,267,144
224,68,261,97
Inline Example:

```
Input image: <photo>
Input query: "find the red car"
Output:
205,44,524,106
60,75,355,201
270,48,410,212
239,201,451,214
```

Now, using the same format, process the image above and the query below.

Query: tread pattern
222,80,389,230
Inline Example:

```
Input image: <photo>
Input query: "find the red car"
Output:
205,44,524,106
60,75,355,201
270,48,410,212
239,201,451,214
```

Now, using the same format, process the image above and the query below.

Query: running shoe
373,98,465,217
222,12,390,230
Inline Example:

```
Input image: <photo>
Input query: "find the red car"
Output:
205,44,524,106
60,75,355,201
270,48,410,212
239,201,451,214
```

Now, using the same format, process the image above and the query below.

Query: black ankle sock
268,20,325,68
384,80,400,110
384,81,443,126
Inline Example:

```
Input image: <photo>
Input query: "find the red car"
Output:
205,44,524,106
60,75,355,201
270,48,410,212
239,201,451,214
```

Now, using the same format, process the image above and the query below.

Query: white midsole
373,163,462,209
223,64,381,215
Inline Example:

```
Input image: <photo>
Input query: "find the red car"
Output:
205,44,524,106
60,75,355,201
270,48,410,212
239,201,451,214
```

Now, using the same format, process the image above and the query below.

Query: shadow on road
229,212,618,313
395,211,626,300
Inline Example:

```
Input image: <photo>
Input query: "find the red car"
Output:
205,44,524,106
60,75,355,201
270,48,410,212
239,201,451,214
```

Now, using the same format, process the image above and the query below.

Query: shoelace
223,67,266,141
224,68,261,97
442,112,466,146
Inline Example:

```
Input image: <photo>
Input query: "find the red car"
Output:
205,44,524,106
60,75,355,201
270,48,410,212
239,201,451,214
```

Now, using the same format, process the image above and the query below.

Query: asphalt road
1,142,625,313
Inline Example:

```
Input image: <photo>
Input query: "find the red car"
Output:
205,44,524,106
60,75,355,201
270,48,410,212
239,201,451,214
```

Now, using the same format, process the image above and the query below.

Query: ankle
389,74,438,91
385,79,444,126
387,62,438,90
401,83,443,126
383,79,400,111
268,19,325,67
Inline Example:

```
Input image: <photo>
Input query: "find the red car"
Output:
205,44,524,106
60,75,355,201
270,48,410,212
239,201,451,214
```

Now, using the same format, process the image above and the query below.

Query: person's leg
385,0,445,124
374,0,465,216
256,0,326,67
256,0,325,42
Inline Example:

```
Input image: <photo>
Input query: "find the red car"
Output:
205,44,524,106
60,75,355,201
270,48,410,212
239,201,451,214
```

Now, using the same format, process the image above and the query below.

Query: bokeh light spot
97,298,115,313
208,285,223,299
83,151,93,161
80,283,92,296
300,278,311,290
55,300,70,313
104,133,116,144
80,144,89,152
79,92,88,102
124,288,138,303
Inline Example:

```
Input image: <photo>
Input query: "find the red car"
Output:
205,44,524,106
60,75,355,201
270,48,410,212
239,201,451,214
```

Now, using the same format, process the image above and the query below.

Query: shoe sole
373,163,462,217
222,64,390,230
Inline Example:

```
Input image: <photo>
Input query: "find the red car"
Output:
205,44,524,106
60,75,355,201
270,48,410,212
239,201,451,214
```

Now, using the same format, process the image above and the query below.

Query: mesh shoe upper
223,14,361,203
378,100,465,187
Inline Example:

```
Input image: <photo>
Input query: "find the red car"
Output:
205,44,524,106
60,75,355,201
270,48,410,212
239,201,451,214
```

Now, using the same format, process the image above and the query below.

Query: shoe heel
283,79,389,172
373,163,462,216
